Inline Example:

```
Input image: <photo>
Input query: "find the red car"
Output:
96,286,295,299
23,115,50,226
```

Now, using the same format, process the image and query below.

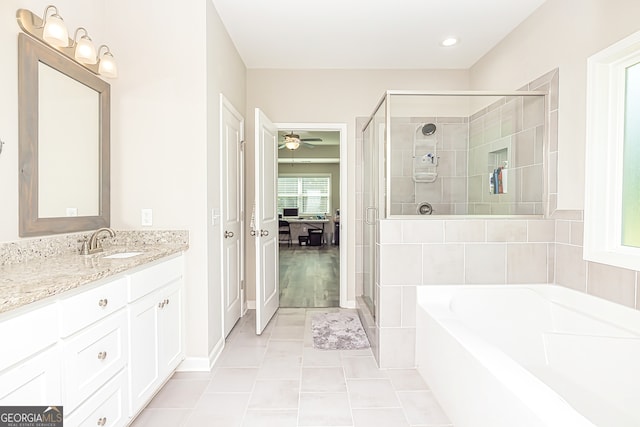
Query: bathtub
416,285,640,427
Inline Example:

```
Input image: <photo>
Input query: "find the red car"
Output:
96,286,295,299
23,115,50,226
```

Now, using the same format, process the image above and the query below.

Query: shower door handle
365,207,377,225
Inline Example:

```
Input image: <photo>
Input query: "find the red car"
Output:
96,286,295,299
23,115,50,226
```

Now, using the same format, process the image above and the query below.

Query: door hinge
240,280,245,290
240,140,245,150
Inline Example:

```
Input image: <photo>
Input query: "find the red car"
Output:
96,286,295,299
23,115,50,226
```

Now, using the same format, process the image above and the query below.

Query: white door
221,95,244,337
254,108,279,334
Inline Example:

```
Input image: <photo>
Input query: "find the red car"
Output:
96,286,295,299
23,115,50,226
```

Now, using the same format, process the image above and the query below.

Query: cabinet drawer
59,277,127,337
63,311,127,411
65,369,128,427
128,255,182,302
0,303,58,372
0,345,61,405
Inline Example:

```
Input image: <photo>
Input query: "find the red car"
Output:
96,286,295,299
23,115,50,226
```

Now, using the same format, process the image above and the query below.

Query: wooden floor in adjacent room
279,244,340,308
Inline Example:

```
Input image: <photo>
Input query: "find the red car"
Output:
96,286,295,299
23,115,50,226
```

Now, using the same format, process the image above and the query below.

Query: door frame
275,122,348,308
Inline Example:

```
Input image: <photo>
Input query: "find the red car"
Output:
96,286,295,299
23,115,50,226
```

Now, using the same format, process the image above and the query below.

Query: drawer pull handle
164,298,170,306
98,299,108,308
97,417,107,426
97,351,108,360
158,301,165,309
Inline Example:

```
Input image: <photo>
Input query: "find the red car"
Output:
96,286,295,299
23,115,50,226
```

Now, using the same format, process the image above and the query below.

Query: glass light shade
75,36,97,64
98,52,118,78
42,14,69,47
285,140,300,150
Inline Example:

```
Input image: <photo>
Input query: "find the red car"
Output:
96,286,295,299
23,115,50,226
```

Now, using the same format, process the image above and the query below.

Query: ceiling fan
278,132,323,150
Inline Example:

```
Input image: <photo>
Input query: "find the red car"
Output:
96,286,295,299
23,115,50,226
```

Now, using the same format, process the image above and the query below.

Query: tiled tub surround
0,230,188,314
366,218,556,368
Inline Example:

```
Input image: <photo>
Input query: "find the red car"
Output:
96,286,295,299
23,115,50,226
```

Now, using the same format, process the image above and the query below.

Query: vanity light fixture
16,7,118,79
97,45,118,78
40,5,68,48
72,27,97,64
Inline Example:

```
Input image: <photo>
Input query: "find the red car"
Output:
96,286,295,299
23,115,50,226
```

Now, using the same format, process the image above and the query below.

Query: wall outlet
141,208,153,226
211,208,220,226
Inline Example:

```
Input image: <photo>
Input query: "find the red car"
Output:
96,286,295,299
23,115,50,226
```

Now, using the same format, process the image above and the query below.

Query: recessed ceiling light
441,37,459,47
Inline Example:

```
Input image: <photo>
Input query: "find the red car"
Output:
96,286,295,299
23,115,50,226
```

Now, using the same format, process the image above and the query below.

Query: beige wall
1,0,246,367
105,0,246,366
245,69,470,303
469,0,640,210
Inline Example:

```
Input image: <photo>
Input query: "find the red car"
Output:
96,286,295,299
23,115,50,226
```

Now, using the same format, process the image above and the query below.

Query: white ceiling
211,0,548,69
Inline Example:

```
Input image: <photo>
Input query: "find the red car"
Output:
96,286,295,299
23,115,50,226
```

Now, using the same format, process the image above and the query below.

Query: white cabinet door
128,291,160,414
0,345,61,405
158,279,183,376
127,256,184,416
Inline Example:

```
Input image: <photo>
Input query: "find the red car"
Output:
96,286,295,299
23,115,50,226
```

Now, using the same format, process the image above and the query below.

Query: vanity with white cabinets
0,235,187,427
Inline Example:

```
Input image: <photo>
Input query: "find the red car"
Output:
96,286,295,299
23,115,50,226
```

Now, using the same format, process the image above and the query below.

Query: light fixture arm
71,27,91,45
97,44,112,57
38,5,59,28
16,8,117,79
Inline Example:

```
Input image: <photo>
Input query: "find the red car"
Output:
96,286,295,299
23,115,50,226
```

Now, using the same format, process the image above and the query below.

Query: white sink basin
103,251,143,259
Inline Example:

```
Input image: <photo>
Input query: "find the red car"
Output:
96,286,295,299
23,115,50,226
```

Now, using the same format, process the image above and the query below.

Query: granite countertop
0,243,188,315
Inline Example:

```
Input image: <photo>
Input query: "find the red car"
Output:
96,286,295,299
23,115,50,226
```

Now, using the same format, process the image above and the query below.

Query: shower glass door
362,96,386,317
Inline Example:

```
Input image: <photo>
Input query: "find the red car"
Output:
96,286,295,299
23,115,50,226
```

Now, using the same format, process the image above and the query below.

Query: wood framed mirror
18,33,110,237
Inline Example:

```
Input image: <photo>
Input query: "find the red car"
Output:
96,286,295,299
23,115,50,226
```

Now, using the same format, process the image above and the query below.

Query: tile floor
131,308,453,427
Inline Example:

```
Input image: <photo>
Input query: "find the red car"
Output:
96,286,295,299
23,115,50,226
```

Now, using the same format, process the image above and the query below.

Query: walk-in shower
360,90,548,316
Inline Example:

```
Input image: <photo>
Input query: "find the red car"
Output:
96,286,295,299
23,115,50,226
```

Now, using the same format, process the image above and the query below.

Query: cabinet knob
97,351,108,360
98,298,108,308
97,417,107,426
224,230,234,238
164,298,170,306
158,301,165,309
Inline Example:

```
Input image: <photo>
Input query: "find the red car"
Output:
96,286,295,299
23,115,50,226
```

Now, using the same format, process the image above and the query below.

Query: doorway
253,114,347,333
276,128,341,307
276,123,347,307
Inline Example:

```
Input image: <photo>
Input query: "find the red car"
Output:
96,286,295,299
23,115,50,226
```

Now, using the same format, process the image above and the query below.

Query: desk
282,218,330,245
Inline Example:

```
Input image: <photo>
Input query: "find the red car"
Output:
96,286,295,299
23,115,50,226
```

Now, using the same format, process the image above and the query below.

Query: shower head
421,123,436,136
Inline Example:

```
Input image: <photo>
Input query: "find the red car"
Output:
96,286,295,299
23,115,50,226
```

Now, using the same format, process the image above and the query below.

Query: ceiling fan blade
302,142,315,148
278,143,285,149
300,138,323,142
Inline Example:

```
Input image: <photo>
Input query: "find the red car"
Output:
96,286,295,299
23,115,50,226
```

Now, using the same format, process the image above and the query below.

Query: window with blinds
278,175,331,215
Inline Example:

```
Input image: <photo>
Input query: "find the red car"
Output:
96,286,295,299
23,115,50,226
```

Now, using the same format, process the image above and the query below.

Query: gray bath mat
311,312,370,350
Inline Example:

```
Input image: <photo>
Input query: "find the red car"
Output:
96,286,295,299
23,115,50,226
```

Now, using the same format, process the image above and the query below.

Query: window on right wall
584,30,640,270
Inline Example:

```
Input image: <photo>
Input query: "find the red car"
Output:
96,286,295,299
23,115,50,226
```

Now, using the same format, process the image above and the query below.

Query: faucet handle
78,237,90,255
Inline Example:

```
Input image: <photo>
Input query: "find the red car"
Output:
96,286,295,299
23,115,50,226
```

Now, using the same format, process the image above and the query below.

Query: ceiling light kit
16,5,118,79
278,132,323,150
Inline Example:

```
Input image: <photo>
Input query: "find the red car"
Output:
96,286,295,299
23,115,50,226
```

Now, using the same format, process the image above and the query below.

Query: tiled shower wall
390,118,469,215
386,68,557,217
467,94,546,215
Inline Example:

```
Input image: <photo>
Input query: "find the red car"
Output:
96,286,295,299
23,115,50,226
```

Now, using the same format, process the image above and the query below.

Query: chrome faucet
84,227,116,254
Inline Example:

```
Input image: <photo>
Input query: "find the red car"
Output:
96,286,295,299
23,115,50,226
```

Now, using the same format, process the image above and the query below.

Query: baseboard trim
176,338,225,372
